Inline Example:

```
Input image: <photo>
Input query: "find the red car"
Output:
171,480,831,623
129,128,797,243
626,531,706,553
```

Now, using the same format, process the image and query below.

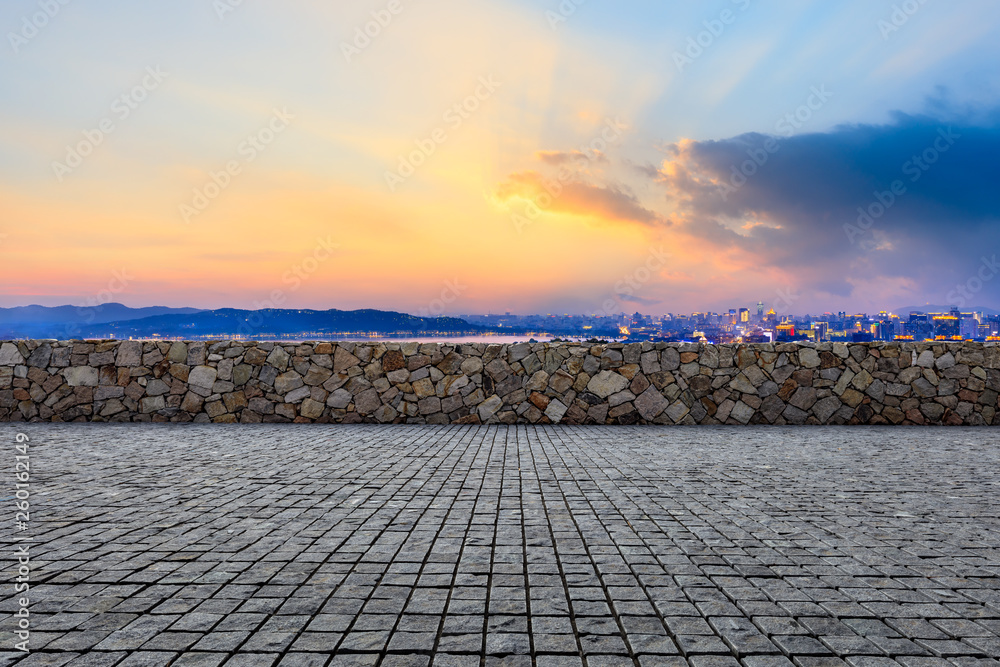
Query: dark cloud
657,109,1000,305
616,293,661,306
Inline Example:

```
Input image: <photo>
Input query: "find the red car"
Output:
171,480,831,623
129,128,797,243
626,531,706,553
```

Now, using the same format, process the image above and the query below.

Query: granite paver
1,425,998,667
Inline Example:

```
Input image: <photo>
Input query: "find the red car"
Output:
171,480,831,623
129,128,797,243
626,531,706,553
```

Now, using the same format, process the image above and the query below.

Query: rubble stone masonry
2,340,999,425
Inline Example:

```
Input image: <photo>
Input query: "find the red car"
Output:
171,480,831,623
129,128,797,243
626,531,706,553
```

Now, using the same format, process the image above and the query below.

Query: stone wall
1,340,999,425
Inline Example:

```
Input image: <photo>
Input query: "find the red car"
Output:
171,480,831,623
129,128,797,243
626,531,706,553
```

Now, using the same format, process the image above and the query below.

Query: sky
2,0,999,316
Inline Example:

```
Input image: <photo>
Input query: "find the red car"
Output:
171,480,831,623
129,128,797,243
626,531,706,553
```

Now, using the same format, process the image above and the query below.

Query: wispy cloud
495,170,663,226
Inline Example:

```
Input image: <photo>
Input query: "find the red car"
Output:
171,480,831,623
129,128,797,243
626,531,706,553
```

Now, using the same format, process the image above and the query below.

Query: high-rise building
756,301,764,320
933,314,959,337
739,308,749,323
961,316,979,339
908,312,933,340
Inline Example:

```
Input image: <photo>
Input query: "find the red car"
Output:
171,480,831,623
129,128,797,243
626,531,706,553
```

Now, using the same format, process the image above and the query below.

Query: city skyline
4,298,1000,320
3,301,998,344
3,2,1000,313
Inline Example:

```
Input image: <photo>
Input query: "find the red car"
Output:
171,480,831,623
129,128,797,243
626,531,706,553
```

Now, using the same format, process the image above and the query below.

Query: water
129,334,627,344
336,335,553,344
144,335,557,344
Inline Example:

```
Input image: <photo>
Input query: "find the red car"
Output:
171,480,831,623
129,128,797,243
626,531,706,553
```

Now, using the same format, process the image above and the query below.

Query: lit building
907,313,934,340
776,323,795,339
933,314,959,338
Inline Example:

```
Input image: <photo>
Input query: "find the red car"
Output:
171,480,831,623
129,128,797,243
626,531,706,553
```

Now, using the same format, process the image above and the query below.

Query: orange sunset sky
2,1,1000,314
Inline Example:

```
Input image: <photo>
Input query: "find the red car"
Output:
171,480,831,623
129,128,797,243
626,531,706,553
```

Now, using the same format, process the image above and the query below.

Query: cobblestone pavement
1,425,999,667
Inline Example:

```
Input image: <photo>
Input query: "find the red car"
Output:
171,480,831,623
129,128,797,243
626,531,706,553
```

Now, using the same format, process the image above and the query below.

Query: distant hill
893,304,999,316
27,307,488,340
0,303,204,338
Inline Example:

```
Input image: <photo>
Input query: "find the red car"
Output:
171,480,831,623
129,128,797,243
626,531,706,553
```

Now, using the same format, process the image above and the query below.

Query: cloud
616,293,661,306
535,150,608,165
495,170,663,226
622,159,661,179
653,109,1000,306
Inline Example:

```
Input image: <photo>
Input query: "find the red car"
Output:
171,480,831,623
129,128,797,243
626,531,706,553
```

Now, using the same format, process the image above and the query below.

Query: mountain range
893,305,999,316
0,304,203,339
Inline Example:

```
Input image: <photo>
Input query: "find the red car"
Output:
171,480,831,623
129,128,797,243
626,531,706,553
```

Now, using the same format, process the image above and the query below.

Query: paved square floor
1,425,999,667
